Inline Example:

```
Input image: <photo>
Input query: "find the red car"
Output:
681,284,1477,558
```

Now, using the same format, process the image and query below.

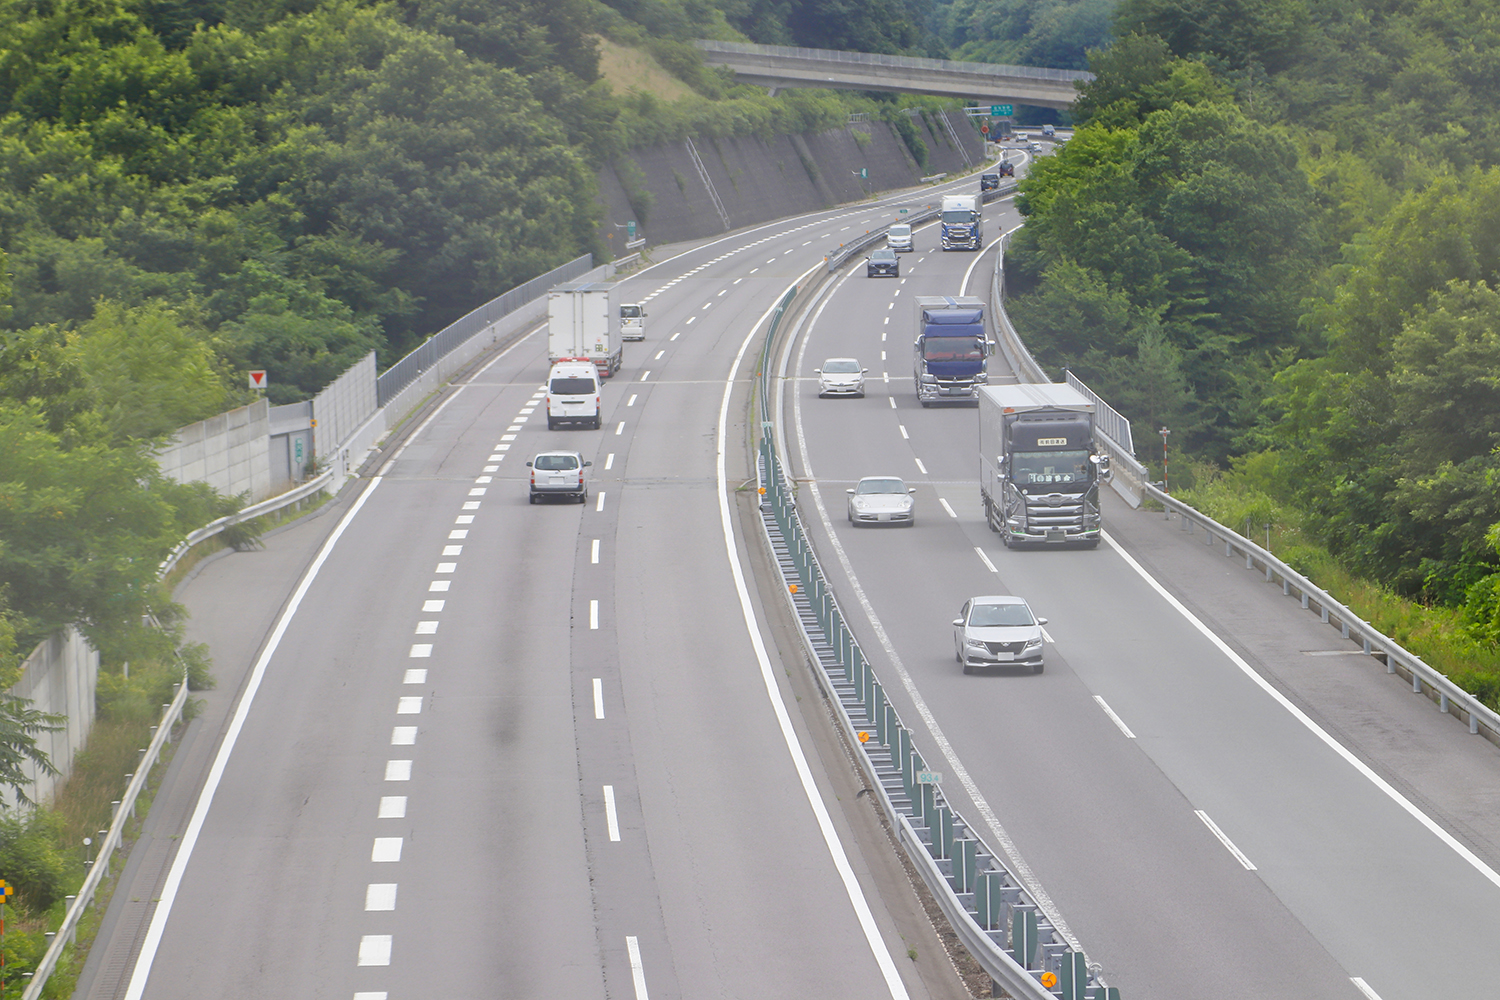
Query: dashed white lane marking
391,727,416,745
615,422,625,435
396,697,421,714
422,600,444,612
898,425,908,439
888,398,896,409
590,600,599,629
881,350,887,360
686,316,695,324
717,289,727,296
593,678,605,719
892,289,901,297
1351,977,1385,1000
365,884,397,911
415,621,437,634
938,498,956,518
627,394,637,406
882,372,889,383
435,562,455,573
974,547,998,573
603,785,621,841
409,644,432,657
591,539,600,563
378,796,406,819
733,277,743,284
462,502,479,511
353,992,388,999
1195,810,1257,870
670,332,680,341
402,669,426,684
605,453,615,470
640,370,651,381
442,544,462,555
468,487,486,496
914,458,927,474
1093,696,1136,738
385,760,412,781
654,350,665,359
749,268,759,274
626,936,650,1000
371,838,402,862
596,492,606,512
428,580,450,592
357,936,392,967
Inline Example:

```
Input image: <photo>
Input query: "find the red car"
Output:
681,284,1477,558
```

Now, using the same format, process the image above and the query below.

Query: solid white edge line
1194,810,1257,870
1092,695,1136,739
788,256,1083,953
593,677,605,719
938,498,957,518
604,784,621,842
1350,976,1385,1000
1102,530,1500,890
626,935,650,1000
974,547,998,574
124,474,387,999
718,270,911,999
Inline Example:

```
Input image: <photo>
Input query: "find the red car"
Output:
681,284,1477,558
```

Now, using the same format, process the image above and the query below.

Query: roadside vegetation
1006,0,1500,705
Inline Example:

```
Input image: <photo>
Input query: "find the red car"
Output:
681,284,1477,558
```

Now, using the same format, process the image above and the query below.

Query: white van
546,359,601,430
620,303,646,341
887,224,913,252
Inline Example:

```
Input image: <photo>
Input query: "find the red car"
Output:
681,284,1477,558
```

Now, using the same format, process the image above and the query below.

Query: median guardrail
751,277,1118,999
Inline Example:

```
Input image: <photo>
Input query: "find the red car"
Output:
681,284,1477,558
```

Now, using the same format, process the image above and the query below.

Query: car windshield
969,603,1034,627
857,478,907,495
550,377,595,394
889,226,910,236
922,337,984,361
1013,450,1091,485
534,455,579,471
871,250,895,261
823,360,861,373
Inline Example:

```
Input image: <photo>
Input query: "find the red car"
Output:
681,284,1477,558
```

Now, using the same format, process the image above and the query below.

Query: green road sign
899,208,908,214
991,104,1014,116
627,220,636,238
860,167,868,179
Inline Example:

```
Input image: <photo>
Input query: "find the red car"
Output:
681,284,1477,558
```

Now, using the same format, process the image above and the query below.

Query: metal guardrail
1145,484,1500,744
751,277,1115,998
376,254,593,407
158,467,338,577
20,678,190,1000
695,39,1093,84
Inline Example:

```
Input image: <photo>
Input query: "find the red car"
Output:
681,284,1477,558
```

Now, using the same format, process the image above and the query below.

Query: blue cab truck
913,296,992,406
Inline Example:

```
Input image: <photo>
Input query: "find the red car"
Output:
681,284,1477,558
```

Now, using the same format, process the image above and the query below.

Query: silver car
526,451,591,503
847,476,915,526
953,596,1047,674
816,358,867,397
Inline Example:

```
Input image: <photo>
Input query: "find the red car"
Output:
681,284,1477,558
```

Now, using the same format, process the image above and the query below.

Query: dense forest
1007,0,1500,654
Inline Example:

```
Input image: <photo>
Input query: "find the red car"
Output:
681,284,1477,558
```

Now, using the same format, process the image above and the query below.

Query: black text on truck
914,296,992,406
978,383,1109,547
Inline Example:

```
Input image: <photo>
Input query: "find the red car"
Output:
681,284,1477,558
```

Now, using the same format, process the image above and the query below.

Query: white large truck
939,193,982,250
978,383,1109,548
548,281,622,378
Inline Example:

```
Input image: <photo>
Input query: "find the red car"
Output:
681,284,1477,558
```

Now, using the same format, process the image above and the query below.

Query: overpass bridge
694,40,1090,110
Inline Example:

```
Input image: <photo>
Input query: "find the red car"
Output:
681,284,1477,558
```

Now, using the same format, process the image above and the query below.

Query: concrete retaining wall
0,628,97,810
597,112,983,247
155,399,273,503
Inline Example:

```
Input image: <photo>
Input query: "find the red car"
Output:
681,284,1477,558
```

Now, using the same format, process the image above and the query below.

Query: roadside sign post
991,104,1014,116
249,370,268,391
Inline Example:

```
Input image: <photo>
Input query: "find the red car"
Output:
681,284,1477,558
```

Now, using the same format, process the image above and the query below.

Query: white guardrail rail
988,234,1500,747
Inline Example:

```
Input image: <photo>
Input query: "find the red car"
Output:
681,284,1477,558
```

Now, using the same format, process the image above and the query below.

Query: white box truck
978,383,1109,548
548,281,622,378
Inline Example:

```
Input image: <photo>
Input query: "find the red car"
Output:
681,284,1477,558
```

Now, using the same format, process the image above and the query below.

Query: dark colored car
980,172,1001,192
866,248,900,277
997,160,1015,177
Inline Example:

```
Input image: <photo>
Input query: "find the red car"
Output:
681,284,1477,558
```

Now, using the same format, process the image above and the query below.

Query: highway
96,146,1500,1000
781,201,1500,998
110,180,1000,1000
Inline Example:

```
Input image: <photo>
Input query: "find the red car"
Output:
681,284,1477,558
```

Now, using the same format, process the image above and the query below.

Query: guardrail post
1011,905,1038,968
898,729,913,802
935,806,954,860
918,780,936,835
875,685,888,746
975,871,1003,929
1060,951,1089,1000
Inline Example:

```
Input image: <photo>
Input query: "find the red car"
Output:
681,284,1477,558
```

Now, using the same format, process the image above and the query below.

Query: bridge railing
695,39,1093,84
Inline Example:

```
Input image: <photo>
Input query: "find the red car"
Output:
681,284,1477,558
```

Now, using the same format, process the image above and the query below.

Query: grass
595,36,695,103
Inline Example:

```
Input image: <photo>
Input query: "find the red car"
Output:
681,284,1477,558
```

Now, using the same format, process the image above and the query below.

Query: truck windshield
922,337,984,361
1012,450,1091,485
941,210,974,224
620,305,641,318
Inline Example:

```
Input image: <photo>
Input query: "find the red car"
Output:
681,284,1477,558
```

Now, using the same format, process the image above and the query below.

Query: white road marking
435,562,455,573
1195,810,1256,870
458,510,476,519
488,454,502,461
939,498,956,518
718,289,727,296
881,350,887,361
396,697,421,715
882,372,889,382
403,669,426,684
888,397,895,409
616,422,625,435
596,492,606,512
626,936,650,1000
605,453,615,470
415,621,437,634
474,476,491,483
590,600,599,629
442,545,462,555
422,600,444,612
654,350,665,359
371,838,402,862
354,992,388,999
365,884,397,911
377,796,406,818
686,316,696,324
898,425,908,439
1351,977,1385,1000
1093,696,1136,739
468,487,486,496
640,370,651,381
670,331,680,341
604,785,621,841
974,547,998,573
385,760,412,781
391,727,416,745
628,394,638,406
357,935,392,966
447,531,467,542
409,644,432,657
914,458,927,474
593,678,605,719
591,539,600,563
1103,530,1500,890
483,465,497,472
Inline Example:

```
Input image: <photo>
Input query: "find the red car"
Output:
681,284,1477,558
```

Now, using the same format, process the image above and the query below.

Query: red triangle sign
249,369,267,389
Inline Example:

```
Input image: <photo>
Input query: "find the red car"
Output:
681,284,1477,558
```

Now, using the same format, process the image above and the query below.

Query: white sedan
815,358,867,397
846,476,915,526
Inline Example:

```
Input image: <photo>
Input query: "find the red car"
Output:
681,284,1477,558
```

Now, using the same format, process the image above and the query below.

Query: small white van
887,224,913,252
546,359,602,430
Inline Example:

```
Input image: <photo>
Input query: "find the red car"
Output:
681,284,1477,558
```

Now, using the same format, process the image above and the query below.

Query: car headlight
1024,636,1042,649
967,638,986,649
